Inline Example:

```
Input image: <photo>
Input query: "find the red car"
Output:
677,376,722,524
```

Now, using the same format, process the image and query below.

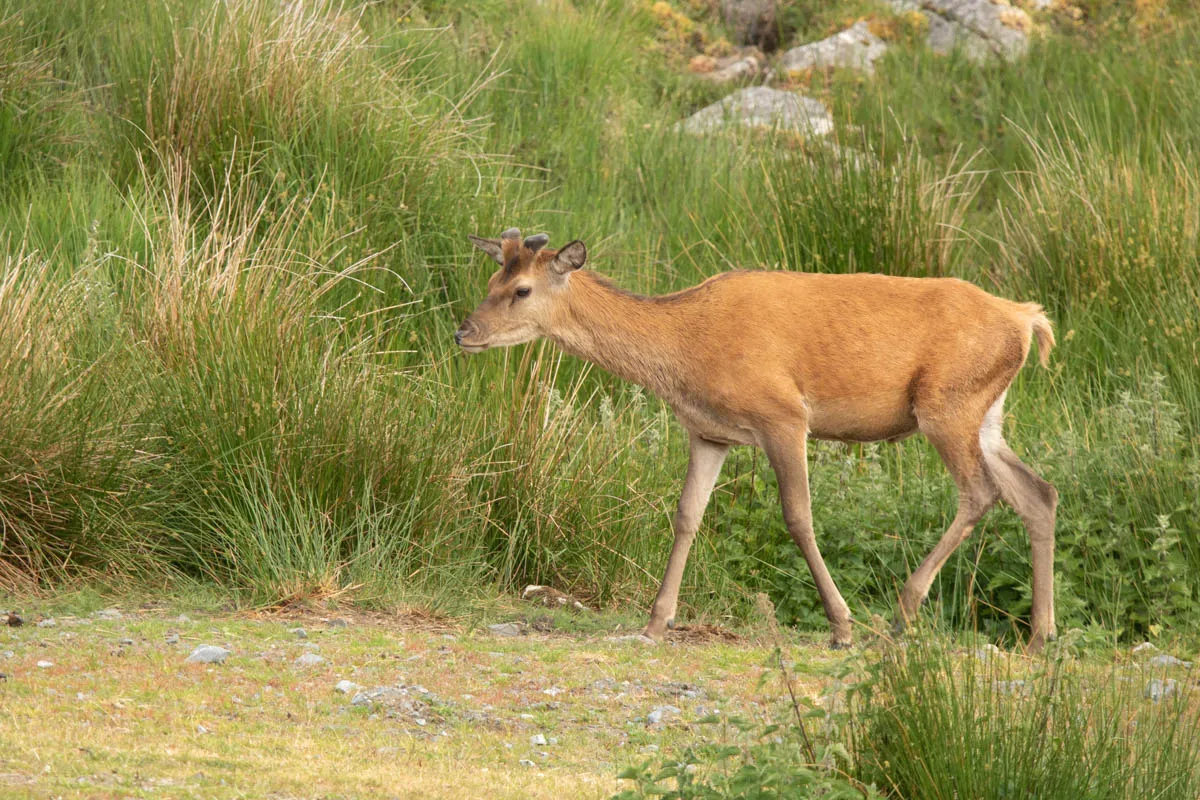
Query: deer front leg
643,435,729,641
764,425,853,649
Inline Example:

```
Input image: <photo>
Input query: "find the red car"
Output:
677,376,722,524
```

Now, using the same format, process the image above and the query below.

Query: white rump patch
979,390,1007,455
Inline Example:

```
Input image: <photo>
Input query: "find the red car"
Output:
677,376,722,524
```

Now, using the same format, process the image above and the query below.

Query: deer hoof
829,639,853,651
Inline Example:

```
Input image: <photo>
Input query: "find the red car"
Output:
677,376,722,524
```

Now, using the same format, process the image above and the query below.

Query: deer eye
514,287,532,299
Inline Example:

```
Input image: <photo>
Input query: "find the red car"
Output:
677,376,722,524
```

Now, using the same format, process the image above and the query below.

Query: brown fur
458,233,1059,652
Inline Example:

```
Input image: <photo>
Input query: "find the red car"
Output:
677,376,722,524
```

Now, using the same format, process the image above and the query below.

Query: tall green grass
0,0,1196,646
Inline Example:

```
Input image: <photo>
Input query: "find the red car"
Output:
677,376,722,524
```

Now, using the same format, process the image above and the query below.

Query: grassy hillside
1,0,1198,647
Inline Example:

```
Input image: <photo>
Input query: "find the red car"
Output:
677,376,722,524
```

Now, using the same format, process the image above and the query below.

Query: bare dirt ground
0,605,852,799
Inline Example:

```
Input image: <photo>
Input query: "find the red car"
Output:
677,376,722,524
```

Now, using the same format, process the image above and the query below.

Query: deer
456,228,1059,652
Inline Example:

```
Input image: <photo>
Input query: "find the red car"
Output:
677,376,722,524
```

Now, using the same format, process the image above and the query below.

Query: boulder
781,22,889,75
677,87,833,137
720,0,778,51
890,0,1031,62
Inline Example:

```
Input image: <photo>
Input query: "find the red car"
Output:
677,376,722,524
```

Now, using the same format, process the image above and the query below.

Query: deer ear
551,240,587,275
467,235,504,265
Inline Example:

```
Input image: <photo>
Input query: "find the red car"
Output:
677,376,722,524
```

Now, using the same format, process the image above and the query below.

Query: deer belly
807,396,918,443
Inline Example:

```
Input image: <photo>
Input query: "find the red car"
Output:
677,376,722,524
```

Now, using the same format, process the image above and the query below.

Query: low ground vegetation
1,0,1199,794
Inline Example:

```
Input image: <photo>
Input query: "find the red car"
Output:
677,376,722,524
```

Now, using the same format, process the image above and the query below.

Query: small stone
519,759,536,768
37,660,54,668
1147,654,1191,668
335,680,358,694
37,618,57,628
414,718,427,726
301,642,320,651
647,705,682,725
1132,642,1158,655
95,608,123,621
327,618,349,629
166,634,180,645
519,713,535,721
542,686,563,697
1146,678,1179,702
530,734,547,746
974,644,1002,662
289,627,308,639
488,622,522,638
176,614,192,623
197,724,209,734
185,645,230,664
640,744,659,754
5,612,23,627
294,653,326,667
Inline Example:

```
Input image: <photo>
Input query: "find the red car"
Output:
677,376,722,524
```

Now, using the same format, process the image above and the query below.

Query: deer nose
454,321,474,346
454,329,464,346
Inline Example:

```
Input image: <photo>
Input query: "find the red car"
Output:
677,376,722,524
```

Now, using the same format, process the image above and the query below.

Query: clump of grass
851,639,1200,799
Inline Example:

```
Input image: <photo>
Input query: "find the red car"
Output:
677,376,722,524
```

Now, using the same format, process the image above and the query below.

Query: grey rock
889,0,1030,62
781,22,889,75
1132,642,1158,655
166,633,180,645
37,618,57,628
1146,678,1179,702
721,0,777,50
197,724,209,734
118,638,135,646
647,705,682,725
678,87,833,137
1,651,13,659
693,49,769,85
185,645,230,664
992,680,1030,696
301,642,320,651
640,744,660,754
974,643,1002,662
294,652,326,667
530,733,547,746
289,627,308,639
37,660,54,668
176,614,192,623
327,618,350,628
519,759,537,768
94,608,123,621
488,622,523,638
1147,654,1192,668
335,679,358,694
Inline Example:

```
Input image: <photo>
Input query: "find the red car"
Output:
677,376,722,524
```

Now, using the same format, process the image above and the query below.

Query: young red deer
457,228,1058,651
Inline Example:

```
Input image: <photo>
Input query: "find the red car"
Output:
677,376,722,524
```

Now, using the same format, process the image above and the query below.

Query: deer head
455,228,587,353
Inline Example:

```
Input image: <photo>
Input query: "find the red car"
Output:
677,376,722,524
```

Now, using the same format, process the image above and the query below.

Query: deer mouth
458,342,488,354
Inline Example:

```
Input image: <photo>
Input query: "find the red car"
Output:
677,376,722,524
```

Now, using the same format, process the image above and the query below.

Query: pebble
301,642,321,651
95,608,123,621
1146,654,1191,668
640,744,660,754
519,759,536,768
335,680,358,694
646,705,681,725
530,734,547,746
197,724,209,734
118,638,135,646
327,618,350,629
992,680,1029,696
1132,642,1158,655
37,660,54,668
488,622,522,637
177,614,192,623
37,618,57,628
1146,678,1179,702
166,634,180,645
185,645,230,664
289,628,308,639
294,653,326,667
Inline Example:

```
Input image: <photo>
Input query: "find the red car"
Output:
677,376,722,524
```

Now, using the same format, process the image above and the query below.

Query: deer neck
548,271,685,398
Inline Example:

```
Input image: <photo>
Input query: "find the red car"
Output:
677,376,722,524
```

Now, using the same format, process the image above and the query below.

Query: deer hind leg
764,426,853,649
895,408,1000,632
977,394,1058,652
643,434,729,641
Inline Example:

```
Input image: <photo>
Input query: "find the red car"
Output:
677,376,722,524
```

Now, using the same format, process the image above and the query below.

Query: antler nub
524,233,550,253
501,228,522,240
